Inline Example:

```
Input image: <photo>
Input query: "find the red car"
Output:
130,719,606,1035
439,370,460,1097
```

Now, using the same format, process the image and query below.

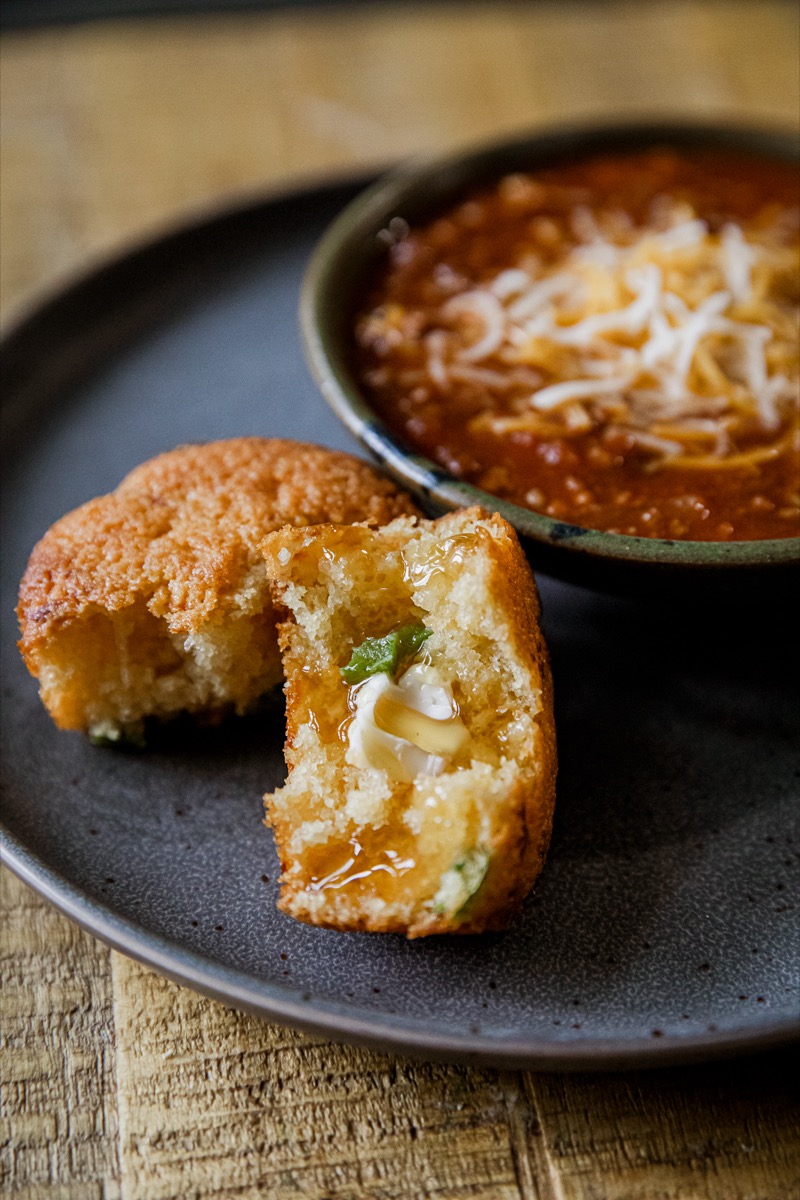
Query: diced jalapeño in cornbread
432,848,491,917
341,623,432,683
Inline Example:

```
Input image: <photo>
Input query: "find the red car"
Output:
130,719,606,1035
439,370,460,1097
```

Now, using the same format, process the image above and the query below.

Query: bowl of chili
300,121,800,598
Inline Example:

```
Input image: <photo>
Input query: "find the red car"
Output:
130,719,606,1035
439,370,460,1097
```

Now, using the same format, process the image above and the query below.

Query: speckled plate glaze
2,177,798,1070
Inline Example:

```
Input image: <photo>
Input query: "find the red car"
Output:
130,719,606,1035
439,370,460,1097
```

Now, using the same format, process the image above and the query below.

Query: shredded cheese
405,200,799,469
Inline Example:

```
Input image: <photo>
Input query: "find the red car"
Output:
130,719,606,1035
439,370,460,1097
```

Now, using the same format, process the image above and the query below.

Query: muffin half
263,507,556,937
17,438,419,738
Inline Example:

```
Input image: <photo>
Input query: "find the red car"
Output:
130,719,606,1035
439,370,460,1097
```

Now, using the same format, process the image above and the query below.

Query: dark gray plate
1,178,798,1070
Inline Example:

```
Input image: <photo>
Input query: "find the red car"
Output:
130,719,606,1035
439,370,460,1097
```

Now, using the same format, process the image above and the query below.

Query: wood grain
110,952,522,1200
522,1063,800,1200
2,3,799,1198
0,870,120,1200
110,954,800,1200
2,1,798,323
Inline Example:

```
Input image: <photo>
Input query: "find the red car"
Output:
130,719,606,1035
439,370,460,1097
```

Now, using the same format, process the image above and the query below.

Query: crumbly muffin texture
263,507,557,937
17,438,419,737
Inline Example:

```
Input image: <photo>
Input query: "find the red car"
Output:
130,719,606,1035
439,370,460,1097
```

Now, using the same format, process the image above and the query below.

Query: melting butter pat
346,663,469,781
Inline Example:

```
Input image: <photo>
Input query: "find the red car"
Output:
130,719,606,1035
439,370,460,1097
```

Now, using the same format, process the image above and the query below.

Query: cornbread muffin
17,438,419,738
263,507,556,937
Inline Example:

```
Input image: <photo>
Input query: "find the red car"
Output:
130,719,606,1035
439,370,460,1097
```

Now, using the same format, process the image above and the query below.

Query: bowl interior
300,121,800,593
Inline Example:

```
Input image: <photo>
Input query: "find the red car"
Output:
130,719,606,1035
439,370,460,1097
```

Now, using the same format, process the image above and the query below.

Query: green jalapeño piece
341,622,432,685
88,721,147,750
432,848,491,917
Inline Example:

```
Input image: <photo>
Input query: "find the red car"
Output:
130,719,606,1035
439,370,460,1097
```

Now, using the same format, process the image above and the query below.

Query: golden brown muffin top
18,438,420,647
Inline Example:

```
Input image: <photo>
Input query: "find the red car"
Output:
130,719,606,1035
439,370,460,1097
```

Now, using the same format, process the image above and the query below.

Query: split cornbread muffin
263,508,557,937
17,438,419,739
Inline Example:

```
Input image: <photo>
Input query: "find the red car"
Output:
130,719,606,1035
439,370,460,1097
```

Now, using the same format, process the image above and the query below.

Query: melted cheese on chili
353,148,800,540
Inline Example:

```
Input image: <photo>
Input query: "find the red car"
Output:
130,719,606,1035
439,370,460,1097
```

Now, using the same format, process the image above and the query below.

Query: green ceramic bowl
300,121,799,598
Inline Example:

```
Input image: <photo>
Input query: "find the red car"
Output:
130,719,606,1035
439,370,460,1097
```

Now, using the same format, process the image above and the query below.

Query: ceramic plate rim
2,170,798,1070
3,825,798,1071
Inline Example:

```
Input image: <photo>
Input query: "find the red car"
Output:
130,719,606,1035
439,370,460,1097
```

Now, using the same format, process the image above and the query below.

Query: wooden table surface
2,4,799,1197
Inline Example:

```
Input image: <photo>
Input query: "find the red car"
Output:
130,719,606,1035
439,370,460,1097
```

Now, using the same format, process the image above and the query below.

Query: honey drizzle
309,837,416,894
401,529,489,588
